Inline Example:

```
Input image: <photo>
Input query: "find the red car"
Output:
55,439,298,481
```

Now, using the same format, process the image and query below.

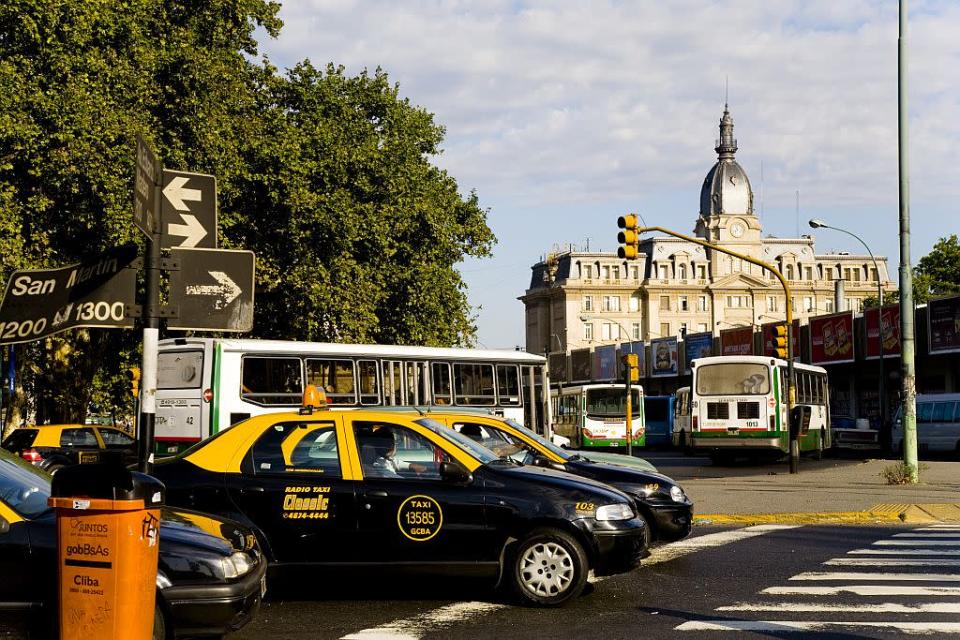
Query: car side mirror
0,516,9,535
439,461,472,484
532,455,565,472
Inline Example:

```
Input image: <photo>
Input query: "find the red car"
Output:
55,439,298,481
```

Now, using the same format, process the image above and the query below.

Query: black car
0,450,266,639
150,405,648,606
1,424,139,472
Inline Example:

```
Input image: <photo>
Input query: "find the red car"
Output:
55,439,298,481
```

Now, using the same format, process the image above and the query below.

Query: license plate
79,452,100,464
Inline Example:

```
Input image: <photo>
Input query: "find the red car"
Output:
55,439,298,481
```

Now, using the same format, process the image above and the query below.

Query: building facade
521,106,896,356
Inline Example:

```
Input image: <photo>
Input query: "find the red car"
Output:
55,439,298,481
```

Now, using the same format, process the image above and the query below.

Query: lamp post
809,219,888,452
580,315,638,456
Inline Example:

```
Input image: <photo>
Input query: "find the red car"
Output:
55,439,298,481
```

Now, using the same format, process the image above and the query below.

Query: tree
914,235,960,304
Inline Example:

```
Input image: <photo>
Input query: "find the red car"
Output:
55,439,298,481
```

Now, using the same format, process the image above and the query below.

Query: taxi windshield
0,449,52,518
414,418,500,464
503,419,572,461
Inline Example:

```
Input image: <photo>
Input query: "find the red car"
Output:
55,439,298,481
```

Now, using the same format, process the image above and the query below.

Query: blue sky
257,1,959,349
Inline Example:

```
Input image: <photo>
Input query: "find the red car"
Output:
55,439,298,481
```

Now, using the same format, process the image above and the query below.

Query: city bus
154,338,546,454
550,383,645,449
689,356,830,463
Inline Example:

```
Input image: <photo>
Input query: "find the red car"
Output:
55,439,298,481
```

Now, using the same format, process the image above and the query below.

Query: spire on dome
715,105,737,160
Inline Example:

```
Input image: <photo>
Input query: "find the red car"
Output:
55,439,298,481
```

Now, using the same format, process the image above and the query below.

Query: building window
602,265,611,280
680,322,688,336
853,268,861,282
583,323,594,341
612,266,620,280
601,323,620,341
583,295,593,311
632,322,641,340
583,265,593,279
659,264,669,279
679,296,689,311
785,264,794,280
660,295,671,311
805,266,813,281
629,294,640,312
697,295,708,312
871,267,879,282
825,299,834,312
767,296,778,312
602,296,620,312
679,264,687,279
804,296,814,312
696,264,707,279
697,323,708,333
660,322,670,337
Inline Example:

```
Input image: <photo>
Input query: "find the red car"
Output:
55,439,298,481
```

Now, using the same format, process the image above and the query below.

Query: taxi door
226,418,359,563
349,420,496,565
0,503,40,613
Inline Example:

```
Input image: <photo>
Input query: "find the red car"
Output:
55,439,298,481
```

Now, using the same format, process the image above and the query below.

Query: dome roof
698,106,753,218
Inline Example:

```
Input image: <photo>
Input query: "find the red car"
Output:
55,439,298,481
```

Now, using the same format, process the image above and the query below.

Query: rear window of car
98,429,135,446
1,429,38,452
59,428,98,447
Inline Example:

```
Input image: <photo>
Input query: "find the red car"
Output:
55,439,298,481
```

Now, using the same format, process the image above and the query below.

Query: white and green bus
154,338,546,454
689,355,830,463
550,383,645,449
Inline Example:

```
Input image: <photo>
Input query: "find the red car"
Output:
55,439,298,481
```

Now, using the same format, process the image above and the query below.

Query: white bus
689,355,830,463
671,386,692,451
892,393,960,455
550,383,645,449
154,338,546,454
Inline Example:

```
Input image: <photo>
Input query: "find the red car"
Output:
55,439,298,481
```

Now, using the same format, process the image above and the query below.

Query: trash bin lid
51,462,164,507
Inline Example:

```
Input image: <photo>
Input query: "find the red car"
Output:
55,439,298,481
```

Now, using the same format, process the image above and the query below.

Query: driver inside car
363,426,429,478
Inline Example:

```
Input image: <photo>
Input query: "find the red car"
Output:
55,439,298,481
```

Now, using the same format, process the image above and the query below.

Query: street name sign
0,246,138,345
134,135,161,237
160,170,217,250
168,248,254,332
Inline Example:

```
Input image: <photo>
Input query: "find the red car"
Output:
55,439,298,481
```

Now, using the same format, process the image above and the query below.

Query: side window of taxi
250,422,342,477
98,429,135,447
60,428,98,447
354,422,449,481
455,422,529,462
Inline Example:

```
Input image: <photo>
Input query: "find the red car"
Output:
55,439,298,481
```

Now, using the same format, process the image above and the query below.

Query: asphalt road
234,522,960,639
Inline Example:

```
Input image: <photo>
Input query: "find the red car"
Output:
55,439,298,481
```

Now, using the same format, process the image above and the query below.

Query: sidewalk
683,458,960,524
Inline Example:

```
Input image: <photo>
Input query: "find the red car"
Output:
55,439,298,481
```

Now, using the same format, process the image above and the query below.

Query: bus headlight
670,485,686,503
595,503,634,521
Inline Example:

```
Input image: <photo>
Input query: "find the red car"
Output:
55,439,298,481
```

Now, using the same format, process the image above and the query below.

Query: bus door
384,361,429,405
155,346,208,454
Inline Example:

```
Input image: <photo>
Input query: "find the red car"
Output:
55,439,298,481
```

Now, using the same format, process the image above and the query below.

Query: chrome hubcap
519,541,574,597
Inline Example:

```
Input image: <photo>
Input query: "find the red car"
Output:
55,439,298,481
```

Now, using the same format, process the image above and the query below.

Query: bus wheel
509,528,588,606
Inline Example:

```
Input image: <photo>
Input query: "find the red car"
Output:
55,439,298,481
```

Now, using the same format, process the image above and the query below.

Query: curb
694,503,960,526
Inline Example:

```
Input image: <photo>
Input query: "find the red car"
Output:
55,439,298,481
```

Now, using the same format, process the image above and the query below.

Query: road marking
643,525,799,566
874,540,960,547
676,621,960,633
894,533,960,538
763,585,960,596
717,601,960,613
825,558,960,567
849,548,960,555
340,602,505,640
791,571,960,582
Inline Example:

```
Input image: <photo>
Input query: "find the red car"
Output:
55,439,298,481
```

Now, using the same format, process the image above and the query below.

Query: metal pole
898,0,918,482
137,186,161,474
543,347,553,442
624,359,632,457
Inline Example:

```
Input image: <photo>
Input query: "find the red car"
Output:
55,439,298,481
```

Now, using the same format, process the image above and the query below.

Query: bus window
158,350,203,389
917,402,933,423
932,402,951,423
431,362,452,405
496,365,521,406
306,359,356,405
241,357,302,405
357,360,380,405
697,363,770,395
453,363,495,406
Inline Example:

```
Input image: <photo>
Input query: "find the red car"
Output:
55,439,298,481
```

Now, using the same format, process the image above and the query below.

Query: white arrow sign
162,175,202,211
185,271,241,309
166,213,208,248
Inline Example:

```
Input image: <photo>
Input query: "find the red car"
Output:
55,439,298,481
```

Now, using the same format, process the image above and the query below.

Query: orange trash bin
48,463,165,640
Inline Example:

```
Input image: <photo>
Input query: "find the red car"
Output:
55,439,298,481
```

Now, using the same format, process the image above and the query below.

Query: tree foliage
0,1,494,426
914,234,960,304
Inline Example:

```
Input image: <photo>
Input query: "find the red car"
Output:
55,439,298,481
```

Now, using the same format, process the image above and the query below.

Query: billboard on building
928,295,960,355
650,337,679,377
593,344,618,380
570,348,592,382
760,319,800,358
810,311,855,364
619,342,646,379
683,332,713,373
548,352,567,382
720,326,754,356
865,304,901,359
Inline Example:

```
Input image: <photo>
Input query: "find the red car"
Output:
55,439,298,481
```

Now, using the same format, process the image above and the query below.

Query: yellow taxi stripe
185,420,268,473
337,418,362,481
0,500,23,525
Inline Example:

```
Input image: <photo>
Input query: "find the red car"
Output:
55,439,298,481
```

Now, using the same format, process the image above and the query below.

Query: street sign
0,246,138,345
160,170,217,250
168,248,254,332
134,136,161,237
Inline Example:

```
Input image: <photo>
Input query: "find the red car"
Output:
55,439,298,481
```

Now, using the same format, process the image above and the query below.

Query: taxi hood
160,508,257,557
484,461,631,504
567,459,677,488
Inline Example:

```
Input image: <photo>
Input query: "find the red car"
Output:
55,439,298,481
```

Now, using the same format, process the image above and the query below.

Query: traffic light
621,353,640,383
127,366,141,398
772,324,789,359
617,214,640,260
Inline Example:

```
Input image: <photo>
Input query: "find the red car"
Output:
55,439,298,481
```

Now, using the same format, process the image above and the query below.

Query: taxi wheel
510,529,588,606
152,602,169,640
46,464,65,475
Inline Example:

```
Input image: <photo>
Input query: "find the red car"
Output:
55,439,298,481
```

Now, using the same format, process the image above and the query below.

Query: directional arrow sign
168,248,254,332
160,170,217,250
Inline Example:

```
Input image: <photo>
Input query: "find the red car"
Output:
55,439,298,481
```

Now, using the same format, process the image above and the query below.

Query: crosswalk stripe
893,533,960,538
641,524,799,566
763,585,960,596
790,572,960,582
874,540,960,547
716,601,960,613
825,558,960,567
676,621,960,633
849,548,960,555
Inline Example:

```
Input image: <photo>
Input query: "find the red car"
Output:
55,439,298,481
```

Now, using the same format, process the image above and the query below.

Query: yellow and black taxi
1,423,138,472
420,410,693,546
150,387,648,606
0,448,266,639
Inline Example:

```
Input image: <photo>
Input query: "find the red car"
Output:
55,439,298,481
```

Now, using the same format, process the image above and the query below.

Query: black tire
509,528,589,606
638,513,653,549
152,601,168,640
46,464,65,475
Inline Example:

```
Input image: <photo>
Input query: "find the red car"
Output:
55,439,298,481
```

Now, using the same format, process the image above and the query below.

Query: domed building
520,105,896,361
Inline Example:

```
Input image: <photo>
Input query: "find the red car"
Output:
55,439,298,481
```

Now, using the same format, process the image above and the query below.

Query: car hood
160,507,256,556
566,460,677,488
573,451,658,472
485,462,631,503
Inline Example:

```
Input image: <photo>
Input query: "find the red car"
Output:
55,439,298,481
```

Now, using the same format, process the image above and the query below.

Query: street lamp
808,218,889,451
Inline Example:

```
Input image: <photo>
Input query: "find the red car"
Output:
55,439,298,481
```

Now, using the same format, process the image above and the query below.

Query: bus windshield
696,363,770,396
585,388,642,418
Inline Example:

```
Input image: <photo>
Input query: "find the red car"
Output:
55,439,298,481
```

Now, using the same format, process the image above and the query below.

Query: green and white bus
550,383,645,449
154,338,546,454
689,355,830,463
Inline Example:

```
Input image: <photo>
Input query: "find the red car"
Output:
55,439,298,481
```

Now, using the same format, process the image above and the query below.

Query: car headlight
595,503,634,521
220,551,255,579
670,485,686,503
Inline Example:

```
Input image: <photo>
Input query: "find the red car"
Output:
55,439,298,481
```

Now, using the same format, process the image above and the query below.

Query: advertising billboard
548,352,567,382
650,337,679,377
619,342,646,379
683,332,713,373
865,304,901,359
593,344,618,380
760,319,800,358
720,326,754,356
928,295,960,355
810,311,855,364
570,348,592,382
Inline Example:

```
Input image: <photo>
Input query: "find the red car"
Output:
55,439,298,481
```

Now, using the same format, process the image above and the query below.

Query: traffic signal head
127,366,141,397
772,324,788,359
617,214,640,260
621,353,640,382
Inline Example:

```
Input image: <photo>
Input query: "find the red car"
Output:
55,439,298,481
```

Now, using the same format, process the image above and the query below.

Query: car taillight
203,388,213,403
21,448,42,463
692,416,699,431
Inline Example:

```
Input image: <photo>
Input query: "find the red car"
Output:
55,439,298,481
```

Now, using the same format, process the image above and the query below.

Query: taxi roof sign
300,384,328,414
